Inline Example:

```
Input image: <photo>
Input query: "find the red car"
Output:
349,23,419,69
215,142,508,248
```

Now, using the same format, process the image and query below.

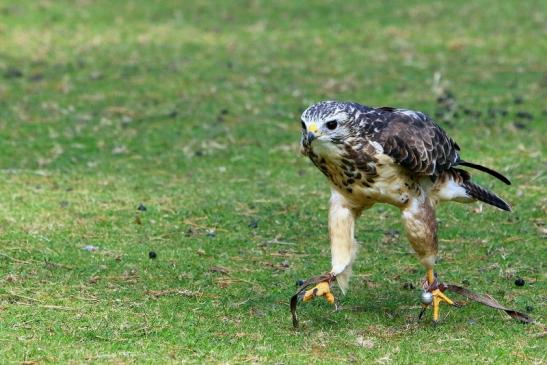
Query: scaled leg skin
304,190,363,304
401,197,455,323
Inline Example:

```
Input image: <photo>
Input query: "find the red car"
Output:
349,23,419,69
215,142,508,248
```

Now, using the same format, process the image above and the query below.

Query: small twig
0,252,73,270
233,278,263,289
43,258,74,270
0,252,33,264
6,292,43,303
234,298,251,307
265,239,296,245
529,171,545,182
17,303,76,311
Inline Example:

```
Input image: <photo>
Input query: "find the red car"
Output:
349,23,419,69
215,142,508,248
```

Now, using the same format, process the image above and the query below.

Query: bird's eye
301,121,306,130
326,120,338,130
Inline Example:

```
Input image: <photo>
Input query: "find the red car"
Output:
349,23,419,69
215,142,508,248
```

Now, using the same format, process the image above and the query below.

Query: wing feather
365,108,460,176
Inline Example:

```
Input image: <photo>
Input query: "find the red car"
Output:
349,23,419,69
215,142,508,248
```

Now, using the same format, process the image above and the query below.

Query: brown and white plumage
301,101,510,211
299,101,511,321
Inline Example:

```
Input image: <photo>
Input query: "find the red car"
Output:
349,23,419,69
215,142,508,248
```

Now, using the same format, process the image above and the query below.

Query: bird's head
300,101,361,157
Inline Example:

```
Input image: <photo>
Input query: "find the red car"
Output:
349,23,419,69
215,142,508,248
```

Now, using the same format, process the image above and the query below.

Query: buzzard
299,101,511,322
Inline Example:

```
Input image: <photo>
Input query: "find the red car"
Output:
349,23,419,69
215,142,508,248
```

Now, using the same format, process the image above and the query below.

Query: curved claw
291,273,336,328
419,274,457,323
431,288,454,322
419,287,457,323
418,304,428,320
303,281,335,304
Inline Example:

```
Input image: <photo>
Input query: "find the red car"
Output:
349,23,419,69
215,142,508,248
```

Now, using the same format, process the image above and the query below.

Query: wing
364,107,460,176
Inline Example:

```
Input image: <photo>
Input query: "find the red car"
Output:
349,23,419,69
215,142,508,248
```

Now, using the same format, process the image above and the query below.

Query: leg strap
446,284,535,324
290,272,335,328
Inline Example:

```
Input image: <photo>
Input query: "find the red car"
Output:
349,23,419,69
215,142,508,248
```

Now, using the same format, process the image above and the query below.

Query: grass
0,0,545,363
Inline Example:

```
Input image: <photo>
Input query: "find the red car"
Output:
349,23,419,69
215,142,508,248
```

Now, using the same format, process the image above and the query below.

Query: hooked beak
306,122,320,143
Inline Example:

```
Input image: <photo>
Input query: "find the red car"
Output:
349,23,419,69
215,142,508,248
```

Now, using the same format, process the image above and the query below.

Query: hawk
299,100,511,322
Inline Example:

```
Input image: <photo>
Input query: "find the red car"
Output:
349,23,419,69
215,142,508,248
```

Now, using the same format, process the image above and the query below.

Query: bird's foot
303,280,335,304
291,273,337,327
419,277,460,323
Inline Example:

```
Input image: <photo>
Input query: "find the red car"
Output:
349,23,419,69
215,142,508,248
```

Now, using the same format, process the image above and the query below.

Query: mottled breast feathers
360,107,461,177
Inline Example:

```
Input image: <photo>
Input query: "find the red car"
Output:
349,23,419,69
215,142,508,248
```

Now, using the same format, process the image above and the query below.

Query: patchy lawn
0,1,545,363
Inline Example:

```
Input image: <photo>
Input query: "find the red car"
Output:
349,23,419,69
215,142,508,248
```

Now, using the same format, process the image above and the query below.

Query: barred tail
462,181,512,211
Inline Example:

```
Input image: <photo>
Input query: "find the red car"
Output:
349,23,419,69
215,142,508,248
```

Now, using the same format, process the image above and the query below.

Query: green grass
0,0,545,363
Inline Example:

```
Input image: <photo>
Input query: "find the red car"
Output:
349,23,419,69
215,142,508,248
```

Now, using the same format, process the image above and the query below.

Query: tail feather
462,181,512,211
458,161,511,185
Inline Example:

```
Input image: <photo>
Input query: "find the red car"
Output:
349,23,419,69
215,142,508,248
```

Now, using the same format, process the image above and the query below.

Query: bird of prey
299,100,511,322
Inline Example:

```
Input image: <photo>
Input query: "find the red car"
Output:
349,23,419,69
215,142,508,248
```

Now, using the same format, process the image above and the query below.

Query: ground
0,1,545,364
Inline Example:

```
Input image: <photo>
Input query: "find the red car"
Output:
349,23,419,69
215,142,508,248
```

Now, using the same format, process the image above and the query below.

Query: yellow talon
303,281,335,304
423,269,456,322
432,288,454,322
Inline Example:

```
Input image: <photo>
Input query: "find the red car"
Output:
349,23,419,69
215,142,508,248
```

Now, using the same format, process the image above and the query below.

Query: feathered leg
401,196,455,322
303,190,363,303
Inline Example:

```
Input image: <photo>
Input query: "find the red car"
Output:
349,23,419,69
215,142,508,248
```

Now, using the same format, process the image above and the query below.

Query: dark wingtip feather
498,200,512,212
458,161,511,185
463,181,512,212
485,194,512,212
